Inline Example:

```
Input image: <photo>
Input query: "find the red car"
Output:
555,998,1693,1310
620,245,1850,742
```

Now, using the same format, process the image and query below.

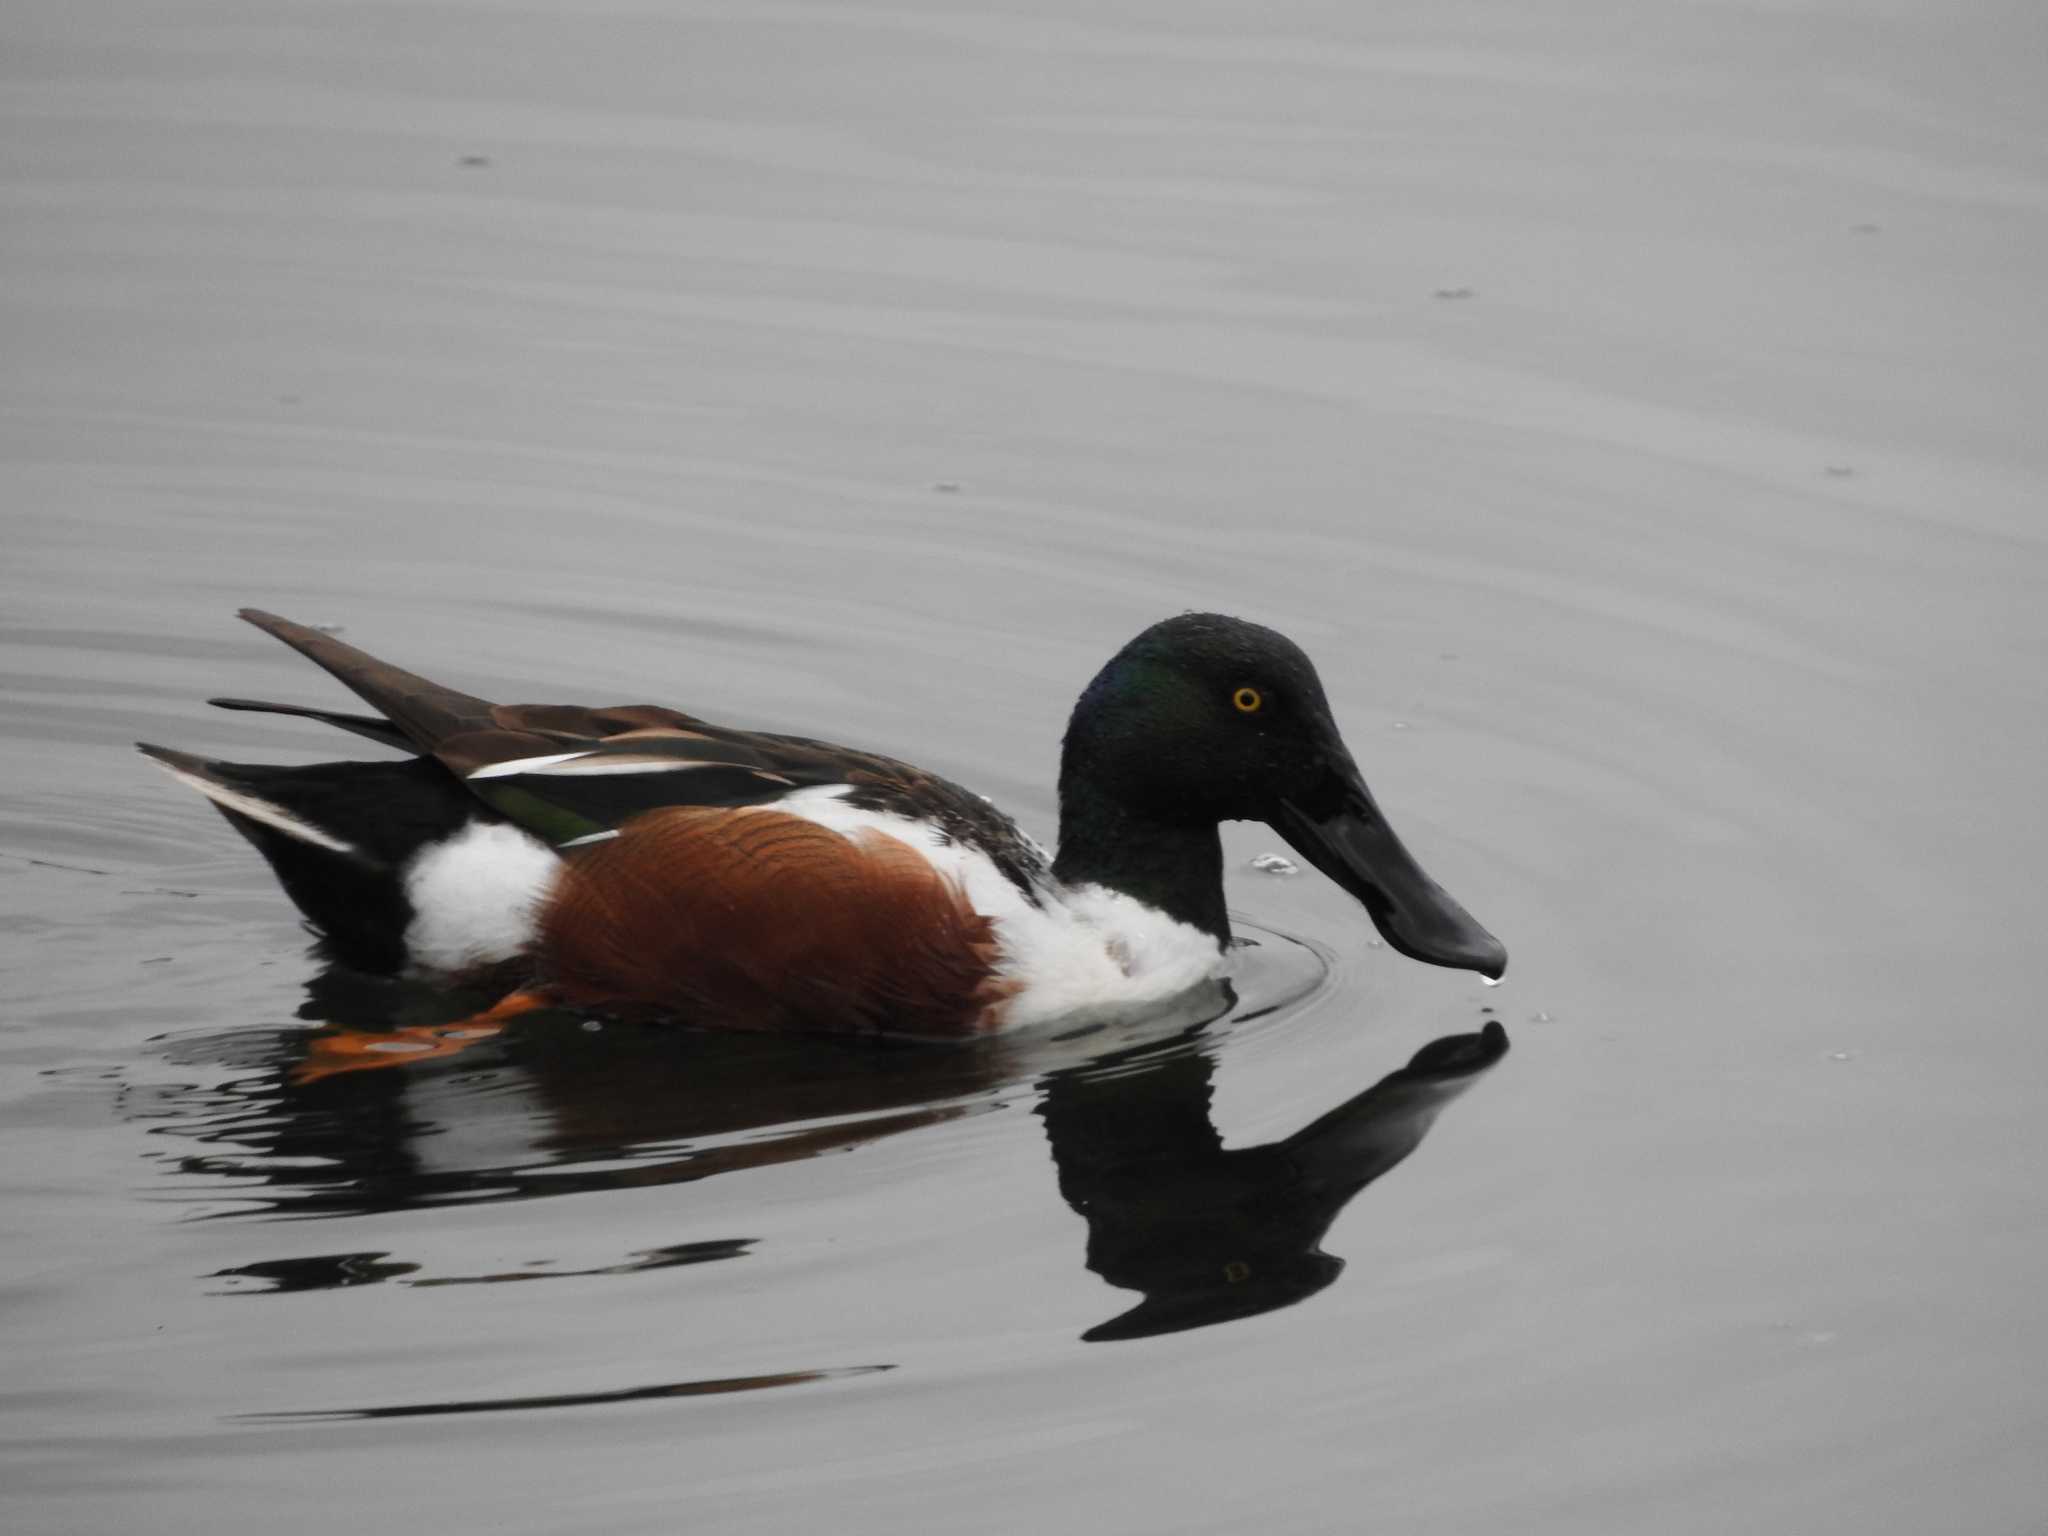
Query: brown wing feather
237,613,716,771
491,703,712,738
238,609,500,752
233,614,1047,892
537,808,1015,1037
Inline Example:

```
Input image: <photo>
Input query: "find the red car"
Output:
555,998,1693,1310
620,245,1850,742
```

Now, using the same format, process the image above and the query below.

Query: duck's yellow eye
1232,686,1263,714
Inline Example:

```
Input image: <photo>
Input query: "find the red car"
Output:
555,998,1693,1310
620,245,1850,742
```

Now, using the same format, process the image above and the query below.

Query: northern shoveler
140,610,1505,1040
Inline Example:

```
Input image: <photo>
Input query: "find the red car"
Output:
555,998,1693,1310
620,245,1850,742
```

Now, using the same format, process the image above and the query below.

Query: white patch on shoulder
770,785,1225,1030
401,820,560,977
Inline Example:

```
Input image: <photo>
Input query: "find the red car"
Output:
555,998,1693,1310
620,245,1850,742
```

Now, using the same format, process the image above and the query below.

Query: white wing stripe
469,753,731,780
467,751,591,778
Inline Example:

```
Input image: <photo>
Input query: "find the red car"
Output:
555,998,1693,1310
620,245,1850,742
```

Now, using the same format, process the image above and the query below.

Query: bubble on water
1532,1011,1552,1023
1828,1050,1854,1062
1249,853,1300,876
1480,975,1504,988
1366,938,1384,949
581,1019,604,1032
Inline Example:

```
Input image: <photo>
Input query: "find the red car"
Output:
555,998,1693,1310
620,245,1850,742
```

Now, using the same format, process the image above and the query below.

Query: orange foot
293,990,556,1085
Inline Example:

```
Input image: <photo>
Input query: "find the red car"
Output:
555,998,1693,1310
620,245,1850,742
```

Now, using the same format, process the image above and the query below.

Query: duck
140,609,1505,1041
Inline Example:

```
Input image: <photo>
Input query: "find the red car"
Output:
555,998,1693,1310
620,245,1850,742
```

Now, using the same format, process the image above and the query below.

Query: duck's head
1058,613,1506,979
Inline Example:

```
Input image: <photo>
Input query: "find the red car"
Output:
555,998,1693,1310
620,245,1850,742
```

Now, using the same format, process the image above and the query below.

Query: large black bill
1274,767,1507,980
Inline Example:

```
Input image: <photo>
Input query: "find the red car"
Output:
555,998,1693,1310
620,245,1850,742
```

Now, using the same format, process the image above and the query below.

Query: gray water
5,2,2047,1531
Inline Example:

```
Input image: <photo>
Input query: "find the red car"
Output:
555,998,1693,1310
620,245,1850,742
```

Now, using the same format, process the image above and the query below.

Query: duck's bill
1274,766,1507,980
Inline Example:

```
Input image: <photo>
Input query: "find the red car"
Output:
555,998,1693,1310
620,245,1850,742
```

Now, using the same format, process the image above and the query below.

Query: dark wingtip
136,741,210,774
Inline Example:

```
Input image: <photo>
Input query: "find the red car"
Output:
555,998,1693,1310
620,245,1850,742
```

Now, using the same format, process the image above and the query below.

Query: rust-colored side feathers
539,808,1013,1037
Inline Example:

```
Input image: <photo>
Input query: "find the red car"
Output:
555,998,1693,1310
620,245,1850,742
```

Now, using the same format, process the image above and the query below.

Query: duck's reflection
153,965,1016,1219
1039,1020,1507,1340
144,963,1507,1342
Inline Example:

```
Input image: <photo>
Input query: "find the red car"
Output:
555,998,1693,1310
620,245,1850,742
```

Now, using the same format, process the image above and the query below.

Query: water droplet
1366,938,1384,949
1480,975,1504,988
581,1019,604,1032
1828,1050,1853,1062
1249,853,1300,876
1532,1011,1552,1023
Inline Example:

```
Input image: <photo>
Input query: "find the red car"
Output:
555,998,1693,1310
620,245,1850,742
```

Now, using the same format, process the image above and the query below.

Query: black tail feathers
139,746,483,973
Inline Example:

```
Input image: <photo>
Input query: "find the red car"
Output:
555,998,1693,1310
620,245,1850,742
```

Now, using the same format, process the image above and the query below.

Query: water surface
4,1,2046,1531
